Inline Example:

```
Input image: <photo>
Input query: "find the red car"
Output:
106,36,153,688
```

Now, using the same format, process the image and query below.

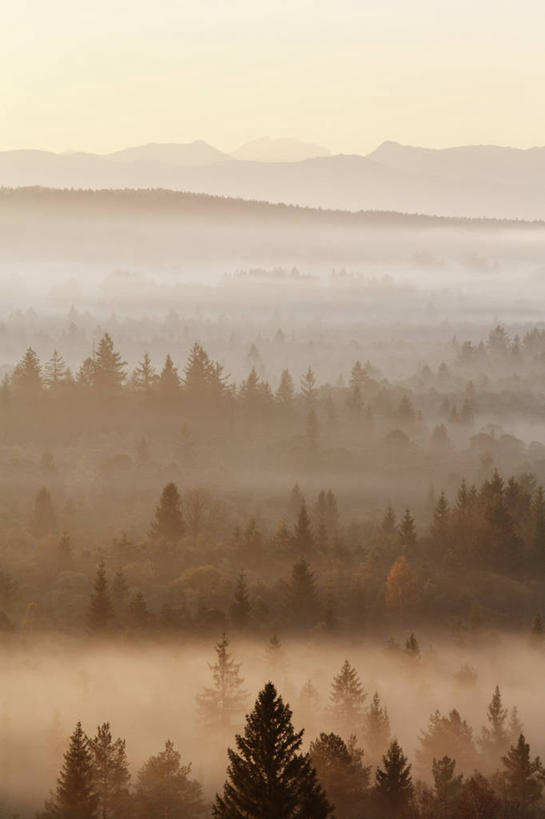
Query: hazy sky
3,0,544,154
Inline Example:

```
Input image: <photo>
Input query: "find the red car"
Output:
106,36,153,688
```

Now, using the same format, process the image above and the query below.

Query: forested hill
1,186,545,273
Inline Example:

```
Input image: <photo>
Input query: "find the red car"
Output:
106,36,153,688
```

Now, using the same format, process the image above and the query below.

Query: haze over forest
3,1,545,816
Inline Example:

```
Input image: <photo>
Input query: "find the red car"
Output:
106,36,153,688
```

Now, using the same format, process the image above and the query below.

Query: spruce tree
292,501,314,553
287,559,320,628
12,346,43,396
398,508,417,550
149,482,184,544
374,739,413,817
309,732,370,819
88,723,130,819
328,660,366,740
230,571,251,630
157,354,180,398
213,682,332,818
135,740,205,818
362,692,391,764
196,633,246,730
479,685,509,764
44,350,68,390
132,353,157,392
501,734,543,810
44,721,97,819
300,366,317,406
88,560,113,634
32,487,57,538
93,333,126,395
276,369,295,405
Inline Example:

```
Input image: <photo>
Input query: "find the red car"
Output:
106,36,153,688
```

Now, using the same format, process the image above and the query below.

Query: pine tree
292,501,314,553
309,733,370,819
399,508,417,549
149,482,184,544
432,491,450,540
381,505,396,535
501,734,543,810
12,346,43,395
196,633,246,730
362,692,391,764
44,721,97,819
276,369,295,406
430,756,463,816
479,685,509,764
32,487,57,538
44,350,68,390
88,723,130,819
230,571,251,630
300,366,317,406
417,709,478,776
287,559,320,628
88,560,113,634
135,740,205,818
93,333,127,395
213,682,332,818
157,354,180,398
132,353,157,392
328,660,366,739
374,739,413,818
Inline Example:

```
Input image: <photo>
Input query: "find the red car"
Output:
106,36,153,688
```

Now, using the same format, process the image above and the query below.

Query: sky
2,0,545,155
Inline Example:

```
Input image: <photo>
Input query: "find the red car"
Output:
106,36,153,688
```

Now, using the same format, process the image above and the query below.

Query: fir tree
381,505,396,535
501,734,544,810
287,559,320,628
309,733,370,819
374,739,413,818
135,740,205,818
132,353,157,392
88,723,130,819
88,560,113,634
32,487,57,538
399,508,417,550
362,692,391,764
157,354,180,398
292,501,314,553
196,633,246,730
328,660,366,739
300,366,318,406
213,682,332,818
479,685,509,764
93,333,126,395
44,350,68,390
230,571,251,630
12,346,43,395
44,721,97,819
276,369,295,405
149,482,184,544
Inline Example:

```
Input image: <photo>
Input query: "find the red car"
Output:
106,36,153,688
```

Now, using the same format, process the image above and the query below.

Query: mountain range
2,139,545,220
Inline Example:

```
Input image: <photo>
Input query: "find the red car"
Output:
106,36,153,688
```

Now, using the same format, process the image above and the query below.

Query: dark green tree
88,723,130,819
230,571,251,630
32,487,57,538
135,740,205,818
501,734,543,811
196,633,246,730
374,739,413,818
328,660,366,739
149,482,184,544
43,721,97,819
88,560,113,634
213,682,332,818
309,732,370,819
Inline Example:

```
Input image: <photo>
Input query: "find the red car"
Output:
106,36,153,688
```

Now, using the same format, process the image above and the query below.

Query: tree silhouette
43,721,97,819
196,633,246,730
88,722,130,819
374,739,413,817
88,560,113,634
149,482,184,544
213,682,332,818
328,660,366,739
135,740,205,818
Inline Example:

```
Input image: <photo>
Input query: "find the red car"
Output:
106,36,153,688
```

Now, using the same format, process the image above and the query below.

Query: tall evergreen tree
362,692,391,764
479,685,509,765
300,366,317,406
292,501,314,553
12,346,43,396
32,487,57,538
43,721,97,819
276,369,295,406
230,571,251,630
149,482,184,544
287,559,320,628
88,560,113,635
196,633,246,730
157,354,180,398
374,739,413,818
132,353,157,392
88,723,130,819
328,660,366,739
92,334,126,395
135,740,205,818
44,350,68,390
309,733,370,819
399,508,417,550
501,734,543,811
213,682,332,818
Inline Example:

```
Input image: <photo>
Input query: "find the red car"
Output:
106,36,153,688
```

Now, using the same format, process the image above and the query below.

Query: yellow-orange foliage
385,555,417,614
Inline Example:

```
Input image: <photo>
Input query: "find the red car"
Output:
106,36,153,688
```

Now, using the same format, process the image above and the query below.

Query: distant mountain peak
107,140,230,166
232,137,331,163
